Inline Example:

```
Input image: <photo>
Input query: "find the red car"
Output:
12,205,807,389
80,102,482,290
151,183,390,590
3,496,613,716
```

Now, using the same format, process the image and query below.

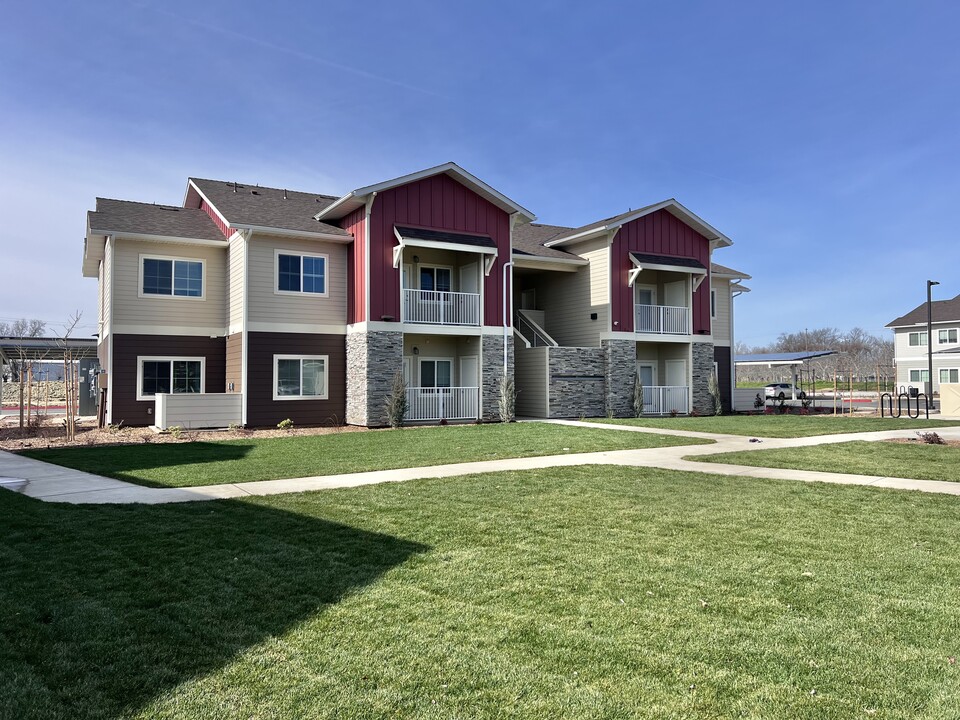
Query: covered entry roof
735,350,837,366
0,337,98,363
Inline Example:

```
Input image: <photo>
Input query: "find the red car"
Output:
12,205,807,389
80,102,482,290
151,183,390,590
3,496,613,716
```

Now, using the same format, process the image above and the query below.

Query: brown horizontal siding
246,332,345,427
111,334,226,426
226,333,243,395
714,346,732,413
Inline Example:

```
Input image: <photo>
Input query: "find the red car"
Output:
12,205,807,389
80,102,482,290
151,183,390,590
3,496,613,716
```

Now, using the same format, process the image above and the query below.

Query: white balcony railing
642,385,689,416
402,289,481,326
405,387,480,421
635,304,690,335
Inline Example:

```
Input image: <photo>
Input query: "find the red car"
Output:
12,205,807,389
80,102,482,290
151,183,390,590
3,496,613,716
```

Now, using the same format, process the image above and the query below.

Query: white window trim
417,357,454,388
274,249,330,298
138,254,206,300
273,354,329,400
938,329,958,345
136,356,206,401
908,331,928,347
909,369,930,383
416,264,455,292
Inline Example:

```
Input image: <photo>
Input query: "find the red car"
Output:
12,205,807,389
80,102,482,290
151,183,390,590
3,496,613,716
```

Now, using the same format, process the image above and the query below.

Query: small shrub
384,370,407,429
438,418,448,426
669,408,679,418
498,372,516,423
168,425,183,439
106,421,125,435
917,431,946,445
753,393,764,411
228,422,242,433
689,409,700,417
707,372,723,416
633,373,644,418
277,418,294,431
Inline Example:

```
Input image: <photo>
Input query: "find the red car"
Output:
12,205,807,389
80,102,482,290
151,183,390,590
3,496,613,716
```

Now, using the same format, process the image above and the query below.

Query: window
909,369,930,383
908,332,928,347
137,357,204,400
420,359,452,388
710,289,717,319
939,329,958,344
420,267,451,293
276,251,328,295
940,369,959,384
274,355,328,400
140,256,204,297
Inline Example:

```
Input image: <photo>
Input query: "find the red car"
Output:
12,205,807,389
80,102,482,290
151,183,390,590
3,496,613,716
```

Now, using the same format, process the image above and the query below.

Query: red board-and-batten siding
348,173,511,326
199,199,232,238
610,209,712,334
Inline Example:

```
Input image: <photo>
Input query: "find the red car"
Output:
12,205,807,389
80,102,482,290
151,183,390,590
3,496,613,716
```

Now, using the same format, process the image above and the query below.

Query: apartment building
83,163,748,427
887,292,960,394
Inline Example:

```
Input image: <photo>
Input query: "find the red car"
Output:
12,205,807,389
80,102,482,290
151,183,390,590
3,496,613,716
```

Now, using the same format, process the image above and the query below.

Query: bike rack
882,392,929,420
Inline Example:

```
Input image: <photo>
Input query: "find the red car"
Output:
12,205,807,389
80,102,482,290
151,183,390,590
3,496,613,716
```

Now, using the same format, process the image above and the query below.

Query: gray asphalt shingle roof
88,198,225,242
887,294,960,327
190,178,350,236
511,222,582,260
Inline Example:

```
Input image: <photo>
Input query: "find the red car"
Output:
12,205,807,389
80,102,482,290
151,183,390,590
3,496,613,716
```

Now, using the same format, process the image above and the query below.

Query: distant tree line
736,327,895,385
0,318,46,382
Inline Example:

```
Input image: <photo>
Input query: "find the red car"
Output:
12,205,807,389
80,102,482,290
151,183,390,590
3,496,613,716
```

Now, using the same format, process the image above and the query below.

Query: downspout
106,235,115,426
502,259,514,376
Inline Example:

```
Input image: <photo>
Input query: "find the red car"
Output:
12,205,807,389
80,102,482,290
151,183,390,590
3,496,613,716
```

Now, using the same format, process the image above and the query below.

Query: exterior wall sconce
413,255,420,264
412,347,420,355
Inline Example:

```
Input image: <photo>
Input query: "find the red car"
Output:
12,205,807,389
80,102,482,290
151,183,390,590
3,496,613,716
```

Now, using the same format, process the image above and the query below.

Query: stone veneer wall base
481,334,513,422
603,339,637,418
692,341,715,415
346,330,403,427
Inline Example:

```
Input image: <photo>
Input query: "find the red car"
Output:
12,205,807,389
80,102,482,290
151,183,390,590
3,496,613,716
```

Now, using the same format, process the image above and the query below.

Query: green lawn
19,423,707,488
696,440,960,483
588,415,960,438
3,468,960,719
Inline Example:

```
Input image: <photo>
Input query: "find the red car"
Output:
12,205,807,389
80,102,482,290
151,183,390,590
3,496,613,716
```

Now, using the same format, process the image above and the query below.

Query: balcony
405,386,479,421
402,289,480,326
642,385,690,416
634,304,690,335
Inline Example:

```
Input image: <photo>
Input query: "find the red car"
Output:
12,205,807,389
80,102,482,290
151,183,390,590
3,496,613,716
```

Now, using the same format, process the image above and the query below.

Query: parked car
764,383,806,400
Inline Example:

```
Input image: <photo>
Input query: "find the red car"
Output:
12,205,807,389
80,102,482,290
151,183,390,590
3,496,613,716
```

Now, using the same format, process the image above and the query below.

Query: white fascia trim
511,253,587,267
113,325,227,336
394,228,498,256
313,192,358,221
232,224,352,243
347,321,501,336
186,180,232,229
88,230,227,248
248,322,346,335
545,199,733,249
317,162,537,222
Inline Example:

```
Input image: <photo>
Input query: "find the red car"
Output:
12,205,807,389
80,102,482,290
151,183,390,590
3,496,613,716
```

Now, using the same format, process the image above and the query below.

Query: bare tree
58,312,82,442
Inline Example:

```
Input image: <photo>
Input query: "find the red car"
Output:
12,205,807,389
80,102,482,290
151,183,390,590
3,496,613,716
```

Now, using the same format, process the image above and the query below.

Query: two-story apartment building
83,163,747,427
887,292,960,394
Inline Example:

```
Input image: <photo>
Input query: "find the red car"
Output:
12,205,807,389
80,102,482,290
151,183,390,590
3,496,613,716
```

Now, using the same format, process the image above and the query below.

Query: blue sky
2,0,958,346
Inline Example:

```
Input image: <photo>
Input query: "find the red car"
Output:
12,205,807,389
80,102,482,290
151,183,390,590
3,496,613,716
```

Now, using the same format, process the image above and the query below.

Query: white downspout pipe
502,260,514,376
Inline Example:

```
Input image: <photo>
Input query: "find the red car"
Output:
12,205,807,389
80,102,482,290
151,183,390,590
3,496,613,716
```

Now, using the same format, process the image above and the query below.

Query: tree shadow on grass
21,442,256,487
0,490,428,719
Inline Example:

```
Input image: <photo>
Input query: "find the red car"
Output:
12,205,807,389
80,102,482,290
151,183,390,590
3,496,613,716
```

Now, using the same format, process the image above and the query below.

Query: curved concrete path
2,421,960,505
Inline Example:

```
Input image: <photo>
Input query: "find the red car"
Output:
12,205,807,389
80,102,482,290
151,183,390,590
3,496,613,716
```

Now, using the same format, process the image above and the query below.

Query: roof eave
316,162,537,223
87,229,227,247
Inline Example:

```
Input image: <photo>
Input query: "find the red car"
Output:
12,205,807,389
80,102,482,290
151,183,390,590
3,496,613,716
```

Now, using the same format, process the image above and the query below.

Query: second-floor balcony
402,288,481,326
635,304,691,335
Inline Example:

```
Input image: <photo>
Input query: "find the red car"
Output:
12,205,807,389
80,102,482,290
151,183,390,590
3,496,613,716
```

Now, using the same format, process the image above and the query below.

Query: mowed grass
3,468,960,719
697,440,960,483
19,423,708,488
588,414,960,438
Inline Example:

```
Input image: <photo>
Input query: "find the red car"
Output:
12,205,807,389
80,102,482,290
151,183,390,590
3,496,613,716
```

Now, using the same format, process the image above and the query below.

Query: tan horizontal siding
112,238,227,331
711,279,731,345
227,234,245,332
247,236,347,328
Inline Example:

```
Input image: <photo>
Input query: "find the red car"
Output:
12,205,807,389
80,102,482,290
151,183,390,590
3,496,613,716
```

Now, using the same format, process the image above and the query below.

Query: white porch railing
402,289,480,326
643,385,689,416
635,304,690,335
405,387,479,421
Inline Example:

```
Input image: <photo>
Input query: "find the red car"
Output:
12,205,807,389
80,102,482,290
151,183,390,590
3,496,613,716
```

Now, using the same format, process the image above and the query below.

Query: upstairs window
939,329,958,344
908,332,928,347
276,251,327,295
141,257,204,297
420,266,452,293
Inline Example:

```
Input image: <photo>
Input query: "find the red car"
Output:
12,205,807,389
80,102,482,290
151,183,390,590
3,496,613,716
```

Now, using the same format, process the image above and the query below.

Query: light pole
927,280,939,407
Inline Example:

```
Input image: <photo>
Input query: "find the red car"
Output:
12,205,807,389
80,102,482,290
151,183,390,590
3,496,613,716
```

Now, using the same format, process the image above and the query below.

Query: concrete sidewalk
3,422,960,505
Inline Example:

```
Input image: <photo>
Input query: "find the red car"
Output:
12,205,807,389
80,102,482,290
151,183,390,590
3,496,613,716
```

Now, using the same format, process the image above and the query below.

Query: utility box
78,359,101,416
